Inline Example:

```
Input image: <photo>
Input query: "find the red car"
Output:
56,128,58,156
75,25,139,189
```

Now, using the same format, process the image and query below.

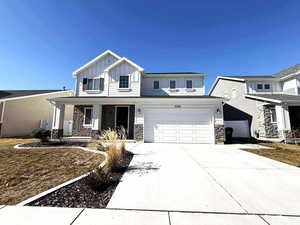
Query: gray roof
245,94,300,103
145,72,203,75
55,95,222,99
0,90,65,100
221,75,272,79
273,63,300,78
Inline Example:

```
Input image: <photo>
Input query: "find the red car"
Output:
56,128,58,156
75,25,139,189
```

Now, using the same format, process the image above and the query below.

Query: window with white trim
83,78,104,91
257,84,263,90
84,107,92,126
270,107,277,123
119,76,129,88
186,80,193,89
153,80,159,89
170,80,176,89
264,84,270,89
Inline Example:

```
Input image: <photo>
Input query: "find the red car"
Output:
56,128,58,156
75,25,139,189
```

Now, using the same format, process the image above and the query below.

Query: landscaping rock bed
20,141,89,148
27,151,133,208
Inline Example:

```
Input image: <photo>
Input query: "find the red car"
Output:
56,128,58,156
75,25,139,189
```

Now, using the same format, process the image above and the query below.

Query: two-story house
50,50,224,144
209,64,300,140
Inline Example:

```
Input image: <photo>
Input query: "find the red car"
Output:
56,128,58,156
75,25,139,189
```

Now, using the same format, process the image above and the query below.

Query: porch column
134,103,144,141
276,104,291,139
51,103,65,139
91,104,102,139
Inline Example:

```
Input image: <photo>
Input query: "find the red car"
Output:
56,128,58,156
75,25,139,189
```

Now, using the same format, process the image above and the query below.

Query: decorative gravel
27,151,133,208
20,141,89,148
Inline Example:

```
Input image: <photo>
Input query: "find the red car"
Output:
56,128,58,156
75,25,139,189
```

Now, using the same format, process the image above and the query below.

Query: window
153,80,159,89
119,76,129,88
264,84,270,89
232,89,237,98
84,107,92,126
170,80,176,89
186,80,193,89
257,84,263,90
270,107,277,123
83,78,104,91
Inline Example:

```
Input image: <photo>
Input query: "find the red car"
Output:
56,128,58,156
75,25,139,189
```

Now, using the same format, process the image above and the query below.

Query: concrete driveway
108,143,300,216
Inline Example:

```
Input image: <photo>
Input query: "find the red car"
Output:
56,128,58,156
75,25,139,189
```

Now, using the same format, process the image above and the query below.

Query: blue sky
0,0,300,93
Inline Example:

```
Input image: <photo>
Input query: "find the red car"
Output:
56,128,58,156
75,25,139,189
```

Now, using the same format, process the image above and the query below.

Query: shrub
104,143,121,173
31,128,51,142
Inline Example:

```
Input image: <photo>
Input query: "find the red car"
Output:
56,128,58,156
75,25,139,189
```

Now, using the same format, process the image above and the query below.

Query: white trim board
104,57,144,72
72,50,122,76
0,90,73,103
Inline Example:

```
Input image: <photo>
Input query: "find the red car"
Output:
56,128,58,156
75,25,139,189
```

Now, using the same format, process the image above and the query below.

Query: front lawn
0,138,104,205
243,142,300,167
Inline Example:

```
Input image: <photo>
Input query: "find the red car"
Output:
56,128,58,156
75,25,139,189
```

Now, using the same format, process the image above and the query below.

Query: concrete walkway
2,143,300,224
1,205,300,225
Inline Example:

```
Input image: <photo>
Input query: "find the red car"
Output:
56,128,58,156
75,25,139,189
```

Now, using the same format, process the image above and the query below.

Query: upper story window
257,84,263,90
270,107,277,123
186,80,193,89
170,80,176,89
153,80,159,89
264,84,270,89
119,76,129,88
83,78,104,91
84,107,92,126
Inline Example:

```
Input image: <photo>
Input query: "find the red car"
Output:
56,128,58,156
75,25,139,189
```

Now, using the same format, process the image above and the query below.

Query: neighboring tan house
50,50,225,144
209,63,300,140
0,90,73,137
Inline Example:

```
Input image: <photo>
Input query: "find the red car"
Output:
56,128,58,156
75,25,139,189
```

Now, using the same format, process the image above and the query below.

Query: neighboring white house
209,64,300,140
50,50,225,144
0,90,73,137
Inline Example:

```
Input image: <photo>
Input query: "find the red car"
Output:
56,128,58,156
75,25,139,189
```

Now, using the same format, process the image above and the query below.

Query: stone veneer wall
263,105,279,138
134,124,144,141
72,105,92,136
214,125,225,144
51,129,63,139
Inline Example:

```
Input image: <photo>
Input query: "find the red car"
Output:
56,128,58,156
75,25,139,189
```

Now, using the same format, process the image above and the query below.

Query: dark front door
116,106,129,132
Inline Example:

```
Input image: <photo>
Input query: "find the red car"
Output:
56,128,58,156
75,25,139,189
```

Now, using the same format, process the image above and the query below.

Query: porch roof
245,94,300,104
49,95,223,105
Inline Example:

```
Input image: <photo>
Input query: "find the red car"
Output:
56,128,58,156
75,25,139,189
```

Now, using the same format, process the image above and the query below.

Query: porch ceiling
49,96,223,105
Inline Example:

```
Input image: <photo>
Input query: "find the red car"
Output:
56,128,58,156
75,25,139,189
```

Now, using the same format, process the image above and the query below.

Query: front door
116,106,129,133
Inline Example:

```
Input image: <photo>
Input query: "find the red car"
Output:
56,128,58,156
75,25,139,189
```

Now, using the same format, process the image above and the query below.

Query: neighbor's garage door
144,109,214,144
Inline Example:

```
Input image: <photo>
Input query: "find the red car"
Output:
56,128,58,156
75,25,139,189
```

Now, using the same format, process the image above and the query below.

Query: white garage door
144,109,214,144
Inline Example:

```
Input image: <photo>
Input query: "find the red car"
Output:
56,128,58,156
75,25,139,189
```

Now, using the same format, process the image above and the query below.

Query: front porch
51,102,143,141
259,104,300,140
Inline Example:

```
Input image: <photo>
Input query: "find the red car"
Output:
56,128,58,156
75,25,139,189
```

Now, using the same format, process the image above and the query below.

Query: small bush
84,168,113,191
104,144,121,173
31,128,51,142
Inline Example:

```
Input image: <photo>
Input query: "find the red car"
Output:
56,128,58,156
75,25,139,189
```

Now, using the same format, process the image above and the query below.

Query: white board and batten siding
143,106,215,144
108,62,141,96
40,120,73,136
141,77,204,96
224,120,250,138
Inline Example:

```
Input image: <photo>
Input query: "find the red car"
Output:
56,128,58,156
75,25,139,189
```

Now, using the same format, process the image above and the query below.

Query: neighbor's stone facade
72,105,92,136
214,124,225,144
51,129,63,139
263,105,279,138
134,124,144,141
91,130,101,139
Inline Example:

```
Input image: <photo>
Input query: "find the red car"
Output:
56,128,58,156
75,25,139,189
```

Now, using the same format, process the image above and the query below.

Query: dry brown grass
243,142,300,167
0,139,104,205
0,138,38,148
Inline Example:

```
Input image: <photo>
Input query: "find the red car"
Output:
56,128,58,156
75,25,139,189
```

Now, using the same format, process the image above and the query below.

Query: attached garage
144,108,214,144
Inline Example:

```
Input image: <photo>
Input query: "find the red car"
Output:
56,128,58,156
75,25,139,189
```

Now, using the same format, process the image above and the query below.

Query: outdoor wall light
216,108,221,114
137,108,142,114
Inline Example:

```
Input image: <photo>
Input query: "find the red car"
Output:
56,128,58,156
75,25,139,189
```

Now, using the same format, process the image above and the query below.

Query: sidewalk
1,205,300,225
